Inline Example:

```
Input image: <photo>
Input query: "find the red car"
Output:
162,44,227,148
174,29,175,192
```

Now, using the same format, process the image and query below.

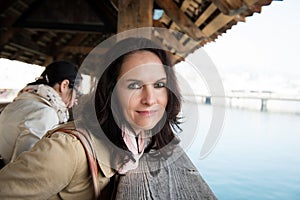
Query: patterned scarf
118,125,151,174
17,84,69,123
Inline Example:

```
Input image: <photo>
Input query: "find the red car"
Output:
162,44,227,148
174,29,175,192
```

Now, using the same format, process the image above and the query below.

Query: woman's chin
132,122,156,133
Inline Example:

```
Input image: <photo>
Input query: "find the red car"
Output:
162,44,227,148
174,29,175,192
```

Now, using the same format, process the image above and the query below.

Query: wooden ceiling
0,0,274,67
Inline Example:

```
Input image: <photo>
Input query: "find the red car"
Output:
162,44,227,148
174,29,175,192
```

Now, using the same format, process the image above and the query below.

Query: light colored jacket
0,92,60,164
0,122,116,199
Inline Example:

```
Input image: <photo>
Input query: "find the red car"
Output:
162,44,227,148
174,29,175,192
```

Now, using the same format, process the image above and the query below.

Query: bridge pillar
261,99,268,112
205,96,211,105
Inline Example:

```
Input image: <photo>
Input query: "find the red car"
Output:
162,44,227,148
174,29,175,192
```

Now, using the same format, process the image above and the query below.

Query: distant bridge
183,94,300,112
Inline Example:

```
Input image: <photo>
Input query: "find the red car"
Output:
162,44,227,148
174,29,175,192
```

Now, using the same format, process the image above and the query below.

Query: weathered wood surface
117,0,153,39
115,146,217,200
0,102,9,114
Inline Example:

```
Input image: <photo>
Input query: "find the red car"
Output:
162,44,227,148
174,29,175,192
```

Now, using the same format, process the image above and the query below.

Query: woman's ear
59,79,70,93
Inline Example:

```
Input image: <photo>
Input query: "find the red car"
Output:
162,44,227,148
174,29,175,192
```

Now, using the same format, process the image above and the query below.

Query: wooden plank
115,145,217,199
155,0,206,41
61,46,93,54
181,0,199,12
0,0,18,15
64,34,88,46
211,0,245,15
195,3,217,27
44,56,54,66
10,42,47,57
202,13,235,37
88,0,117,32
60,46,107,56
117,0,153,39
159,13,171,26
0,29,16,46
243,0,260,6
243,0,272,10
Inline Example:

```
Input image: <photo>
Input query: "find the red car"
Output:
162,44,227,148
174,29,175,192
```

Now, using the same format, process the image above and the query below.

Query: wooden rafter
0,0,275,67
87,0,118,32
0,29,16,47
211,0,247,15
154,0,206,41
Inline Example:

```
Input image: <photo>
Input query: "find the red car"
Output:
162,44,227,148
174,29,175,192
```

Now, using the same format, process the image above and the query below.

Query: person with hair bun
0,61,82,165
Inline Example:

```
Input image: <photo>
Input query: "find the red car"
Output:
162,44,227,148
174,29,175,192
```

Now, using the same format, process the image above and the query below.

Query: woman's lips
136,110,157,116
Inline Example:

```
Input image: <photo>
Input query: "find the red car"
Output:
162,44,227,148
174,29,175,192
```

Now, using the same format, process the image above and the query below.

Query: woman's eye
154,82,166,88
128,82,142,89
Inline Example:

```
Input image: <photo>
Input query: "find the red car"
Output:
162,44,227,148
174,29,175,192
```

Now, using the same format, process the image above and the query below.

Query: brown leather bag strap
47,128,100,200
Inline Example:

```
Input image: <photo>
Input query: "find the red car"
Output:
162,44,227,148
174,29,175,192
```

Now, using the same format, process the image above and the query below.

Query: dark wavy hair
76,38,182,159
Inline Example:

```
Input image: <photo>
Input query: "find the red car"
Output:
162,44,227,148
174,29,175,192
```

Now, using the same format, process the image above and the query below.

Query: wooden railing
115,145,217,199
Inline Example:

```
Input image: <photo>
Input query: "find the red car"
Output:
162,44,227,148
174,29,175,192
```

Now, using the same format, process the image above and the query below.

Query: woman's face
60,81,82,109
61,88,76,108
116,51,168,133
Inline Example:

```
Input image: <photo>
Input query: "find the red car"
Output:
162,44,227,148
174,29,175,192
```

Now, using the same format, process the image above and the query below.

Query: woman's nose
141,85,156,106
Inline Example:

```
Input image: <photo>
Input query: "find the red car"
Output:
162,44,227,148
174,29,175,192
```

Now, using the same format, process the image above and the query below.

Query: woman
0,61,82,165
0,38,182,199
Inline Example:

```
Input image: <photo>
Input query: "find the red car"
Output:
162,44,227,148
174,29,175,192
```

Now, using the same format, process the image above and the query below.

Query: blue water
183,104,300,200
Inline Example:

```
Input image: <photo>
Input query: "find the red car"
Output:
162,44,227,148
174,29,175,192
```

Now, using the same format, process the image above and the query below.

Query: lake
181,104,300,200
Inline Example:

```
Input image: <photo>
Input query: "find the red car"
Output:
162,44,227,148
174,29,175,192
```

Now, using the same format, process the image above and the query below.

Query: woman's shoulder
0,123,93,199
33,126,88,175
44,122,116,178
43,122,95,161
0,94,58,127
15,91,51,106
44,122,83,144
6,93,54,118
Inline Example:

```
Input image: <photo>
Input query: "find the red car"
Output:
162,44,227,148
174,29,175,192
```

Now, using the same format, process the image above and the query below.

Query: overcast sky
205,0,299,74
201,0,300,95
0,59,44,89
176,0,300,97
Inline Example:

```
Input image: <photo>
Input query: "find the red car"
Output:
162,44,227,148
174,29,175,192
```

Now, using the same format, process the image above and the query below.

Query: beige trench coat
0,123,116,200
0,92,60,164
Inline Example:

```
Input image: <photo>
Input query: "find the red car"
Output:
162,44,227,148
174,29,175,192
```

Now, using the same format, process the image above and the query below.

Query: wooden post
117,0,153,40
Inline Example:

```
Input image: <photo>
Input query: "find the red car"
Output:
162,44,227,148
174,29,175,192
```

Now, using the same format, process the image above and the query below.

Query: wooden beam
243,0,260,6
67,34,88,46
202,13,235,37
10,33,49,56
154,0,206,41
244,0,272,11
117,0,153,39
44,56,54,66
87,0,117,32
0,8,22,27
10,42,47,57
24,28,104,35
0,29,16,46
211,0,247,16
195,3,217,27
0,0,18,15
60,46,93,54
